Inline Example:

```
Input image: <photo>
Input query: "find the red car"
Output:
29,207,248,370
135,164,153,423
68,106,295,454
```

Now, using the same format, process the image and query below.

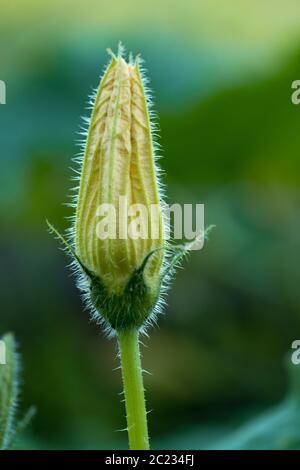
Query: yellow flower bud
74,47,165,331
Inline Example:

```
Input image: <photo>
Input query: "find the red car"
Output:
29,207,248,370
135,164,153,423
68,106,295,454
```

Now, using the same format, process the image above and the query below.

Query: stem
117,328,149,450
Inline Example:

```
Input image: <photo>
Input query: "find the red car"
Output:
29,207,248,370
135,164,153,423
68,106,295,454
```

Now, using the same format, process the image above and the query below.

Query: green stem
117,328,149,450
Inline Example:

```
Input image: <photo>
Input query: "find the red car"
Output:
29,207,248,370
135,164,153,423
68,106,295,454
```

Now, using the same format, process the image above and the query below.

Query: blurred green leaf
0,333,19,449
0,333,34,450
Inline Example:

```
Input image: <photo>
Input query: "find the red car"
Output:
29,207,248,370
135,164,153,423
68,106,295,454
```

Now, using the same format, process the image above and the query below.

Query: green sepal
48,221,160,330
90,250,160,331
161,225,216,281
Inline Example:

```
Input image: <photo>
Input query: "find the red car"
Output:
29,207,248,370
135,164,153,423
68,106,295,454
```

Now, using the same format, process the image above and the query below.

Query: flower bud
74,48,165,331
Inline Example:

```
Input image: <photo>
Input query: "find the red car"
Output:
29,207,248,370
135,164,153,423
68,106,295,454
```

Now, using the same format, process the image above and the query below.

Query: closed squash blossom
48,45,205,450
74,48,165,331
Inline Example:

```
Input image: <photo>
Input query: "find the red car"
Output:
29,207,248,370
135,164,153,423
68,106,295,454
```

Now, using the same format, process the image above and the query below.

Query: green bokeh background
1,0,300,449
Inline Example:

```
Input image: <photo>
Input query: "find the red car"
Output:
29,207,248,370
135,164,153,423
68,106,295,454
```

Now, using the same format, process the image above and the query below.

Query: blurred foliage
157,360,300,450
1,0,300,450
0,333,34,449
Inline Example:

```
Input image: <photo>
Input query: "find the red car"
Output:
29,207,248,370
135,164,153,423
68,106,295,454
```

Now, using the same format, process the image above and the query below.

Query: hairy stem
117,328,149,450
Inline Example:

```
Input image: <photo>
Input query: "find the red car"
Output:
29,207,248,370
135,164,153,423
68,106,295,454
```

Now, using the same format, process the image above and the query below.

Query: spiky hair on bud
48,44,211,336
